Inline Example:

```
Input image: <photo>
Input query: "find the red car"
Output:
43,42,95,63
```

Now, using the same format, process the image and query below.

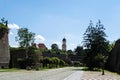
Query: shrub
43,57,52,68
17,58,26,69
60,60,65,67
74,61,81,67
51,57,60,68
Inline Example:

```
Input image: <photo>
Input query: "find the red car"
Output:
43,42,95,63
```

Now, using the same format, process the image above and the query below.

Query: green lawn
0,68,22,72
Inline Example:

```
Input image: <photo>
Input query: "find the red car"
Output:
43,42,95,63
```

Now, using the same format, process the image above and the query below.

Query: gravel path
0,67,83,80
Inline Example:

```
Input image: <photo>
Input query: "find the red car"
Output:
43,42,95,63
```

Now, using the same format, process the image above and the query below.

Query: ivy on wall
0,19,9,39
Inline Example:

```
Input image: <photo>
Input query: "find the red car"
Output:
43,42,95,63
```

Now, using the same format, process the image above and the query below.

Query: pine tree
83,20,109,70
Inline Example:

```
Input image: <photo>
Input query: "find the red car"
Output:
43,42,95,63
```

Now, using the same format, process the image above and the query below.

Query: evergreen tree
83,20,109,70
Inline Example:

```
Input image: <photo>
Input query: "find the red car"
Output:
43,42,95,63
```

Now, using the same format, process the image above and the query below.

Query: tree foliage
43,57,52,67
0,18,9,39
16,28,35,48
74,46,85,56
60,60,65,67
51,43,59,50
83,20,109,69
42,57,65,68
51,57,60,67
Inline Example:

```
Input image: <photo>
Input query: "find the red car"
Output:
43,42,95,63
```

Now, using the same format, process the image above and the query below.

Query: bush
42,57,66,68
73,61,81,67
43,57,52,68
60,60,65,67
26,66,31,70
17,58,26,69
51,57,60,68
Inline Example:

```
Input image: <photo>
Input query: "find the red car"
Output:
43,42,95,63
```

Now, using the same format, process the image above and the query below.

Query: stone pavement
64,71,84,80
81,71,120,80
0,67,82,80
0,67,120,80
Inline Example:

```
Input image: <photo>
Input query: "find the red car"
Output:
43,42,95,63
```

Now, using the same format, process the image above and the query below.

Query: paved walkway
0,67,82,80
0,67,120,80
64,71,84,80
81,71,120,80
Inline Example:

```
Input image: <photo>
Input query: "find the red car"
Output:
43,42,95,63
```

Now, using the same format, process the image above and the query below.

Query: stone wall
108,39,120,73
43,53,68,61
0,28,10,68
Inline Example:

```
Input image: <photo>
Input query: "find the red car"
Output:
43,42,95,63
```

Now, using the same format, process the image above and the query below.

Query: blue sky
0,0,120,50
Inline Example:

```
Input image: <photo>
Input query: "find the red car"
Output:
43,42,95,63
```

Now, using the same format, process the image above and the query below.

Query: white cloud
8,23,20,29
53,41,61,45
10,44,19,47
9,32,14,35
70,43,75,46
35,35,45,43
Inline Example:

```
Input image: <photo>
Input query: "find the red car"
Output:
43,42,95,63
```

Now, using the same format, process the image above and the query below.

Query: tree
59,60,65,67
16,28,35,58
51,43,59,50
74,46,85,56
51,57,60,68
83,20,109,70
16,28,35,48
108,41,115,52
67,50,74,54
43,57,52,68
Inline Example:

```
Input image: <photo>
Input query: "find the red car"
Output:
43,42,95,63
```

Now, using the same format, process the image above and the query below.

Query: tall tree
83,20,109,70
74,46,85,56
51,43,59,50
16,28,35,58
67,50,74,54
16,28,35,48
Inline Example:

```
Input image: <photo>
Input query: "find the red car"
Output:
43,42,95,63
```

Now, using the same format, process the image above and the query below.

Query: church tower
62,38,66,51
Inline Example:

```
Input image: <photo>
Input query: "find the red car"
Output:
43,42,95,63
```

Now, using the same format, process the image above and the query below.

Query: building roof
38,43,47,49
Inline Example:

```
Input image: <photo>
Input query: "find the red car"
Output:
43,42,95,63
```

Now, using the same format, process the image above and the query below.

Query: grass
0,67,54,72
81,67,102,71
0,68,22,72
0,67,57,72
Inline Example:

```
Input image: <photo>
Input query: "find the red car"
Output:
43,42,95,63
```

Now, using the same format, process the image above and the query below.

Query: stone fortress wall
0,20,10,68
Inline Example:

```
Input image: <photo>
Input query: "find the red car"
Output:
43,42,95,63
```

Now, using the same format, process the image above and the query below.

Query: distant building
62,38,67,51
38,43,47,49
0,20,10,68
32,43,47,49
